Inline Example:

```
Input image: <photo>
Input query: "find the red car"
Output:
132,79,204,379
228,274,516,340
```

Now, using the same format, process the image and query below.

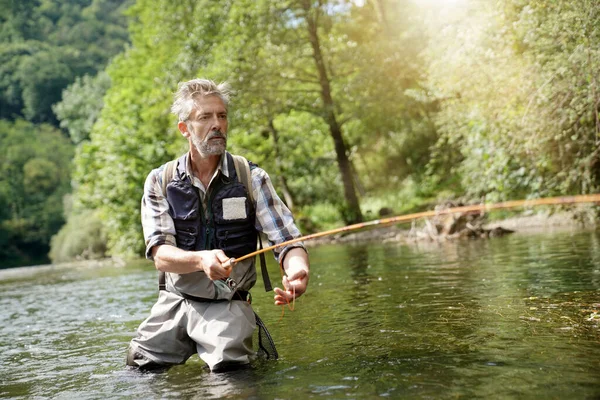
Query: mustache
207,131,226,140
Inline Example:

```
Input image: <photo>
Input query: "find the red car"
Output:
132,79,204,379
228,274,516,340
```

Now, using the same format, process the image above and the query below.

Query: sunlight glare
415,0,467,7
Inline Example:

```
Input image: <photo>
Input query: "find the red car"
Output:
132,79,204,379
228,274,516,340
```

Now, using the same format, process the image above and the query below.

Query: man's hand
274,248,309,306
274,269,309,305
199,249,232,280
153,245,233,277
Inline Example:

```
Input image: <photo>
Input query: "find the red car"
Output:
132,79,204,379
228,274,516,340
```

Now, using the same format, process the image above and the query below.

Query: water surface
1,230,599,399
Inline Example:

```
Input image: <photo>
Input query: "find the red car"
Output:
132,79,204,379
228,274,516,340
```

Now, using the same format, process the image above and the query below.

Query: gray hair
170,78,232,122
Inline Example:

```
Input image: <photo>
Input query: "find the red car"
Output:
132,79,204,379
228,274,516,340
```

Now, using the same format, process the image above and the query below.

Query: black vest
165,153,257,258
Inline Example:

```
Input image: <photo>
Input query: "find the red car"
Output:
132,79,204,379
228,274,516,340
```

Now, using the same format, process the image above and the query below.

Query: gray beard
192,131,227,157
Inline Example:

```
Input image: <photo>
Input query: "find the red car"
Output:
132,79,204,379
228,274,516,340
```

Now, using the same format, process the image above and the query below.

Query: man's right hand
199,249,232,280
152,244,233,277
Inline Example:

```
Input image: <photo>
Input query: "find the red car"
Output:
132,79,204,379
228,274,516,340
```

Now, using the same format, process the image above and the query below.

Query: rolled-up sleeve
141,167,176,259
252,167,306,263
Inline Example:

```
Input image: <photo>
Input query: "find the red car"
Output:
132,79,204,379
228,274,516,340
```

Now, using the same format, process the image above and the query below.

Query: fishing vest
165,152,257,258
158,152,264,300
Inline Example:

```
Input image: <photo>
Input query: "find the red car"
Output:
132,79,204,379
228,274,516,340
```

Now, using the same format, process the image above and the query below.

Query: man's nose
210,115,222,130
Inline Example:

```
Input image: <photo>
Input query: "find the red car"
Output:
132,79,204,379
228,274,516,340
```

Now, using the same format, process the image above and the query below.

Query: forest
1,0,599,267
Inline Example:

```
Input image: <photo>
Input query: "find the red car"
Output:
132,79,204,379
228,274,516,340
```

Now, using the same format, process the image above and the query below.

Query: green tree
72,0,221,256
515,0,600,195
0,119,73,267
0,0,131,124
72,0,439,256
49,209,107,263
18,48,75,123
53,72,111,144
204,0,429,223
422,0,600,202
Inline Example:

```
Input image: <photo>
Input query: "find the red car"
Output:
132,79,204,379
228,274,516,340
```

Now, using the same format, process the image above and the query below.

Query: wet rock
487,226,515,237
417,201,514,240
378,207,394,217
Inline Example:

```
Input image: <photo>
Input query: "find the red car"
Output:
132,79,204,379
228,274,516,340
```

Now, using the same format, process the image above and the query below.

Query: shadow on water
1,230,600,398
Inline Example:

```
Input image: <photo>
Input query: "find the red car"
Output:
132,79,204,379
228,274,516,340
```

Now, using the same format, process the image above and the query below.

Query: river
1,229,600,399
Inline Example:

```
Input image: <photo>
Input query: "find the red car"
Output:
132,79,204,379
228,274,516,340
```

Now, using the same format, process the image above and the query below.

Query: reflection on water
1,230,600,398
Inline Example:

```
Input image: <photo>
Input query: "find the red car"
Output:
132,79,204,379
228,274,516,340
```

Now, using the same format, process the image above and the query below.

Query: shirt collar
184,152,230,179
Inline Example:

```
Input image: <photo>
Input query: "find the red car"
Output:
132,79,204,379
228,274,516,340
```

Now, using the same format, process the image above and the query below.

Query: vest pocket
173,221,197,250
167,180,201,251
215,224,257,258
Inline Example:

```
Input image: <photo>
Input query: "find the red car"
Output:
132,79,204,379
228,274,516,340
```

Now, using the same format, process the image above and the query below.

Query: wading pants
127,290,256,371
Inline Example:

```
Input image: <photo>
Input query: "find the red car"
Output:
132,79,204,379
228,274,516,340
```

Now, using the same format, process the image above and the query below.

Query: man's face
184,95,228,157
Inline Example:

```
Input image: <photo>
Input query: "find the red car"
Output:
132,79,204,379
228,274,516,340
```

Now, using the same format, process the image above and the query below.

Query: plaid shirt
141,152,305,262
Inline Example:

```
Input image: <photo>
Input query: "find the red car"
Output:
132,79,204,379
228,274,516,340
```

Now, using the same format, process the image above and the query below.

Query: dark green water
1,230,600,399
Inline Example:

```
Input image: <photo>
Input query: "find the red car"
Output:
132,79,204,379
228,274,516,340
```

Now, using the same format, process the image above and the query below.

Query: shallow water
1,229,600,399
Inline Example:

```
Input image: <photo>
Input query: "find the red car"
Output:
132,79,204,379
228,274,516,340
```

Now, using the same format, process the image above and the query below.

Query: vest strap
158,158,178,292
256,234,272,291
158,270,166,291
232,155,273,292
161,159,178,196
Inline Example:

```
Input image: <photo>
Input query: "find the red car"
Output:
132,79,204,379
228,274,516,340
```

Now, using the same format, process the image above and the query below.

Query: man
127,78,310,372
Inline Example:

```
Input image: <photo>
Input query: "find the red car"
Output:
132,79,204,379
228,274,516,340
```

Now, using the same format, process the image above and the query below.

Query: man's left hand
274,248,309,306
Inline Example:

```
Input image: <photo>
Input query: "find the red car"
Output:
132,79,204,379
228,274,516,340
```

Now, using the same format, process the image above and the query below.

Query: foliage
53,72,111,144
207,0,436,222
204,0,368,222
0,119,73,267
0,0,131,124
49,209,107,263
69,0,600,259
72,0,213,256
423,0,600,202
0,0,131,266
516,0,600,195
297,202,341,233
337,1,438,189
72,0,403,253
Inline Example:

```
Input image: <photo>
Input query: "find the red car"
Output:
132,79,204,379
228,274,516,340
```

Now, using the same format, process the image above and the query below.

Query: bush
49,210,108,263
297,203,343,234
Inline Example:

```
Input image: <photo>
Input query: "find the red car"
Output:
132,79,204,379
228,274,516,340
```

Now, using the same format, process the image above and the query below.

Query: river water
1,229,600,399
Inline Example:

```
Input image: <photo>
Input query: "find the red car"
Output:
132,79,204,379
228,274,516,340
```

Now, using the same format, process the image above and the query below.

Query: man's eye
218,114,227,120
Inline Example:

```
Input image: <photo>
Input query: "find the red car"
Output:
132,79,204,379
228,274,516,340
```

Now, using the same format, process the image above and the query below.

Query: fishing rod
229,193,600,266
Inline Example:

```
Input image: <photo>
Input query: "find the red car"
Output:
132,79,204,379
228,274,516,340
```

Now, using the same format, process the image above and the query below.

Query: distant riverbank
304,209,598,247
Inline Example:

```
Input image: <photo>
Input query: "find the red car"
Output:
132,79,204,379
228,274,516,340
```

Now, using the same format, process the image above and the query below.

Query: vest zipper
205,183,222,300
204,185,218,250
193,186,207,251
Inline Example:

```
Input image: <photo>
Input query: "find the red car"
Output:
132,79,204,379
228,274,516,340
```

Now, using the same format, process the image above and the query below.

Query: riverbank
303,209,598,247
0,256,132,279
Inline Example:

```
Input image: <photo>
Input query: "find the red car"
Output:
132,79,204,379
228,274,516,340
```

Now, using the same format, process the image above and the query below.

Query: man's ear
178,121,190,137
